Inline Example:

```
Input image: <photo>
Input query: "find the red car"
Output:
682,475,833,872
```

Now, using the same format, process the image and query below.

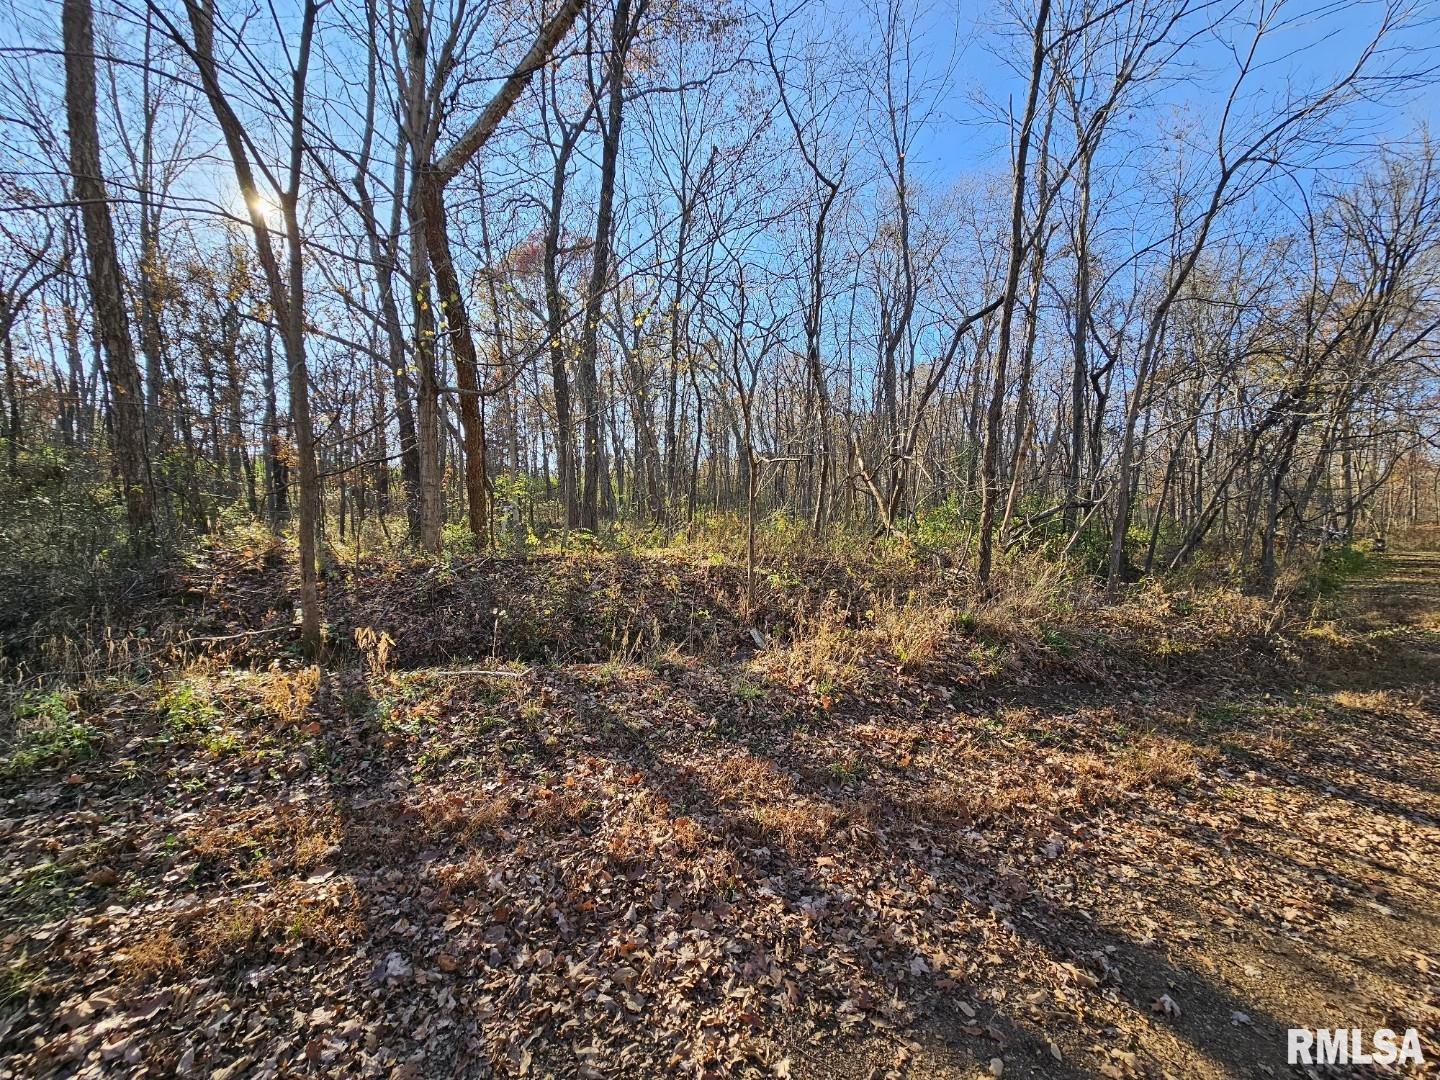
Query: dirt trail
1125,550,1440,1078
1320,548,1440,690
886,552,1440,1079
1342,548,1440,632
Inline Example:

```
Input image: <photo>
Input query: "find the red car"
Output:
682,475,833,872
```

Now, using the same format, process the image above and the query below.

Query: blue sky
878,0,1440,187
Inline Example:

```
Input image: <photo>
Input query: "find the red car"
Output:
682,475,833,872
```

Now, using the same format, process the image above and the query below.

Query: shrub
910,493,976,551
1312,543,1374,593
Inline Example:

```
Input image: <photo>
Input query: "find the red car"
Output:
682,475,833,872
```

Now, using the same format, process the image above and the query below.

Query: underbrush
1309,541,1382,594
0,513,1296,719
2,690,98,775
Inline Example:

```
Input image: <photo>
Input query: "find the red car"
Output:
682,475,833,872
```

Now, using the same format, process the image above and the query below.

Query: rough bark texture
577,0,637,532
63,0,154,546
421,173,488,545
977,0,1050,586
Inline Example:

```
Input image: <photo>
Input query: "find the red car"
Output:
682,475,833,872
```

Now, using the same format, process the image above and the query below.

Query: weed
158,680,221,733
964,641,1005,678
1040,628,1073,655
5,858,84,920
731,677,766,703
258,664,321,727
355,626,396,679
200,728,241,756
821,755,869,783
590,657,639,685
4,690,97,774
1191,701,1255,731
0,962,40,1006
416,746,456,779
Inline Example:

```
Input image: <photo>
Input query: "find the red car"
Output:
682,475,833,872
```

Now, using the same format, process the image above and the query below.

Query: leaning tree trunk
63,0,154,548
183,0,323,654
420,174,488,547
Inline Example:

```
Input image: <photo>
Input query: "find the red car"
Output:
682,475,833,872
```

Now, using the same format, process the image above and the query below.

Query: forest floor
1,539,1437,1079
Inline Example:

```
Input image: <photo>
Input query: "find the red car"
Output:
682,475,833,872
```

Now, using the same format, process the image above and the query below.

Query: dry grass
606,789,712,868
870,600,959,672
645,641,694,671
432,852,491,895
857,570,1279,689
117,930,184,983
905,779,977,823
670,814,706,855
189,884,361,967
1071,739,1203,798
415,789,514,844
907,737,1203,828
746,799,838,850
754,596,962,697
1299,619,1358,647
187,803,341,880
530,787,594,832
606,816,654,867
693,749,840,851
753,608,867,697
710,750,785,797
256,664,321,727
1330,688,1401,713
119,882,363,977
971,569,1075,643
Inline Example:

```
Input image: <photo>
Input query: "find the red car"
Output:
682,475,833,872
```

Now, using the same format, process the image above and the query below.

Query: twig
190,626,292,644
431,668,530,678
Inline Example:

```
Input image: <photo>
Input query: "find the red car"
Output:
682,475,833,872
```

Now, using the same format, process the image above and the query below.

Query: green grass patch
158,680,221,733
4,690,98,775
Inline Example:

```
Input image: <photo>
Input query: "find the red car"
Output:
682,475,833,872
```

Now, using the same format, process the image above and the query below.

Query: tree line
2,0,1439,652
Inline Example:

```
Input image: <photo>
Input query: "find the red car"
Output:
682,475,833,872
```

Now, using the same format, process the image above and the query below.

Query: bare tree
63,0,154,546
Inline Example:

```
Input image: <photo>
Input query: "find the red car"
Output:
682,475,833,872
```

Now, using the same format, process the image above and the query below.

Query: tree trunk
184,0,322,653
978,0,1050,586
63,0,154,548
543,168,579,526
420,174,488,547
576,0,636,532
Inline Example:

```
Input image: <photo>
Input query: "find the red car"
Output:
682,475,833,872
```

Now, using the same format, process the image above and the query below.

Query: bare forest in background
0,0,1435,658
